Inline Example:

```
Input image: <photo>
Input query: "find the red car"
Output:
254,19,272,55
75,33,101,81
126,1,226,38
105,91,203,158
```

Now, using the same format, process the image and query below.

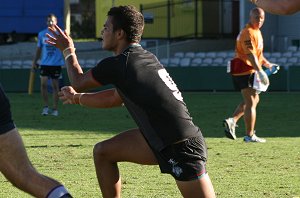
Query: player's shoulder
239,25,259,40
38,28,49,36
99,55,123,66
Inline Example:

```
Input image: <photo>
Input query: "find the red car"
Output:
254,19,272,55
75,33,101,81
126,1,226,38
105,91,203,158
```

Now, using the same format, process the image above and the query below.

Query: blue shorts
154,136,208,181
0,84,16,135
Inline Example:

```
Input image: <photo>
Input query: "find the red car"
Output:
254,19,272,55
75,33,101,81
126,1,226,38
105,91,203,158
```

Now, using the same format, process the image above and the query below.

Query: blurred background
1,0,300,92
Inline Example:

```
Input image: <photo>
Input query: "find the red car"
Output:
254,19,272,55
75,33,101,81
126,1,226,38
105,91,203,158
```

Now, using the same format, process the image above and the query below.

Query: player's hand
32,62,39,70
249,0,257,4
45,24,74,52
270,63,280,74
59,86,78,104
258,70,270,85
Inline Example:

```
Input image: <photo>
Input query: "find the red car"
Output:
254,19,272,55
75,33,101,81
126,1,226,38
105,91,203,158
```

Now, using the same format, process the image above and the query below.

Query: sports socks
46,185,72,198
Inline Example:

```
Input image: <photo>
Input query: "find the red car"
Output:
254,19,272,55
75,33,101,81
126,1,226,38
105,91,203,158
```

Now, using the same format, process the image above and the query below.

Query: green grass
1,92,300,198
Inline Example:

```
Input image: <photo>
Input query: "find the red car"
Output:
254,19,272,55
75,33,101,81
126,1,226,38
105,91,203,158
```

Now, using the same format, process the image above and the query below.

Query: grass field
1,92,300,198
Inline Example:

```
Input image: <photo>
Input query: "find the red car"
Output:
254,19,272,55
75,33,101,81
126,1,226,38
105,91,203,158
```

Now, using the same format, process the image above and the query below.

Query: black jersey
0,83,16,134
91,45,201,151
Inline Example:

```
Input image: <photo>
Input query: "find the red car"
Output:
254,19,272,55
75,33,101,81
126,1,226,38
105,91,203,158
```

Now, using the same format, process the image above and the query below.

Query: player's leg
0,128,60,197
50,66,62,113
241,87,259,136
224,75,248,139
51,78,59,111
40,75,49,115
176,173,215,198
232,101,245,123
0,84,71,197
93,128,157,198
160,136,215,198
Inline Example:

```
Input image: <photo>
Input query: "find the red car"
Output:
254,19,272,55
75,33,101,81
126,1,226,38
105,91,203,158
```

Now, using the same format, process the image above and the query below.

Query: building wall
94,1,300,51
95,0,163,38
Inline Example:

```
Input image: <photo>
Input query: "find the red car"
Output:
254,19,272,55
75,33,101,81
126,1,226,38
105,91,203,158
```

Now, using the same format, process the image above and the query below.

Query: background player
32,14,65,116
223,7,277,143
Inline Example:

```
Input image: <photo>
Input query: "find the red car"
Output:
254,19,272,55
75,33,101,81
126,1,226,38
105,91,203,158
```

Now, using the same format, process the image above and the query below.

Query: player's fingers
61,86,72,92
48,26,60,38
45,33,57,46
46,33,56,40
59,95,67,101
54,24,66,37
45,40,56,46
63,99,71,105
64,30,69,37
61,86,68,91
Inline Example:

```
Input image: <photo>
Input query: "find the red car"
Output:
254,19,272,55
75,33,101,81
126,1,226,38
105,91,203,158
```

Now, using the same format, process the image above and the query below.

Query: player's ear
117,29,126,39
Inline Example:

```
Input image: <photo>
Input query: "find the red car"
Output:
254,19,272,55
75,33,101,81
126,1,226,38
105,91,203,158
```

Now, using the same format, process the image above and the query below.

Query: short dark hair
107,5,144,43
47,13,57,19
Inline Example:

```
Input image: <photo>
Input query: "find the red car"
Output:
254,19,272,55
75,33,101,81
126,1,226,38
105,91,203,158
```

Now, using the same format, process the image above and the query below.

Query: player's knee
93,142,109,161
41,82,48,89
4,167,32,190
52,86,59,93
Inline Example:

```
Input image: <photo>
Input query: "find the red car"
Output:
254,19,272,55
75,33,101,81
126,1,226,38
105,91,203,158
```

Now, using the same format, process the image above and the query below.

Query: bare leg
176,173,216,198
0,129,61,198
232,101,245,123
51,78,60,110
40,76,49,107
241,88,259,136
93,128,157,198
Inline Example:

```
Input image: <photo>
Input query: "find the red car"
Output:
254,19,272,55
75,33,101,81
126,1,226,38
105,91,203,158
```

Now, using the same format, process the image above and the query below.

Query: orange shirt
232,24,264,76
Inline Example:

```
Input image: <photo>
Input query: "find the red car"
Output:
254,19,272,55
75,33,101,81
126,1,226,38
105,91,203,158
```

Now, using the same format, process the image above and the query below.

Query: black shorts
154,136,208,181
40,66,62,79
232,73,255,91
0,84,16,135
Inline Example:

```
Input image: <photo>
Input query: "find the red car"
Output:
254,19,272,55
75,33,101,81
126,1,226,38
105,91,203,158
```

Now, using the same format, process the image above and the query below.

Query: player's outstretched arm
46,25,99,92
250,0,300,15
59,86,123,108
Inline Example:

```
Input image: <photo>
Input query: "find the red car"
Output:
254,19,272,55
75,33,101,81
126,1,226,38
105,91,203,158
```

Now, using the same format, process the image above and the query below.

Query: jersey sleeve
91,56,125,86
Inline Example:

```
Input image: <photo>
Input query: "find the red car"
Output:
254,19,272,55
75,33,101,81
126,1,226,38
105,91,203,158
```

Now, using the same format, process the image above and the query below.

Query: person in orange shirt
249,0,300,15
223,7,277,143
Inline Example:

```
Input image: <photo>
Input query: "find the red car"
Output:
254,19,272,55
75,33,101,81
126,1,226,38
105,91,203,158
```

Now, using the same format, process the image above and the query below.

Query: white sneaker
244,134,266,143
41,107,49,116
223,118,237,140
51,110,58,116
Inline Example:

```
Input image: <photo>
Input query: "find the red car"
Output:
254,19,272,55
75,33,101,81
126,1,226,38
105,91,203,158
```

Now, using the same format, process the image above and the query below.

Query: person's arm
247,53,262,71
247,53,269,85
32,47,41,69
59,86,123,108
262,56,272,68
45,25,99,92
262,56,280,74
250,0,300,15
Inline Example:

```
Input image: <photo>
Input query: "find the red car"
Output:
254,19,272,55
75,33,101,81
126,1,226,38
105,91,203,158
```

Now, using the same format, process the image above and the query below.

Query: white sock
47,185,70,198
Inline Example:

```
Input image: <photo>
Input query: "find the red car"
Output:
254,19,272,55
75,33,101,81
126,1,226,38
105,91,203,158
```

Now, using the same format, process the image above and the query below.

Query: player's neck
114,41,140,55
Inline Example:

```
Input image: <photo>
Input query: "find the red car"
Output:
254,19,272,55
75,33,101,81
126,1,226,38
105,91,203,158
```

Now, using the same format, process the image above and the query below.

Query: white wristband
79,93,85,106
63,47,75,56
65,53,76,61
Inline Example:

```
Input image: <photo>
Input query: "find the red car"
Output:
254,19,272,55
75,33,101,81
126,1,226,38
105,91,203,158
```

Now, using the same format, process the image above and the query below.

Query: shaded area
7,92,300,138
